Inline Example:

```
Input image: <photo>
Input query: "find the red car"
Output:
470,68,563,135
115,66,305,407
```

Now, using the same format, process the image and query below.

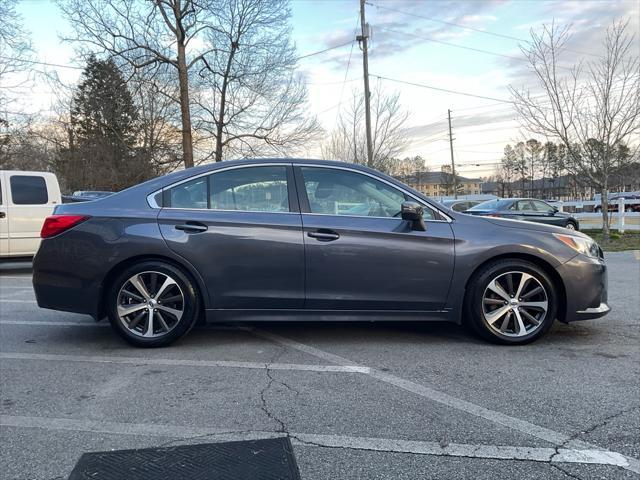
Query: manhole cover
68,437,301,480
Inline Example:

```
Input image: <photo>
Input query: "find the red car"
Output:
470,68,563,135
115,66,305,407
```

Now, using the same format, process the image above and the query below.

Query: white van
0,171,61,257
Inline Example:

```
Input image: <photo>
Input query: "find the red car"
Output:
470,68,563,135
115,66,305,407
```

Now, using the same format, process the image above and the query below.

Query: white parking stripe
0,321,108,327
0,299,37,303
247,327,640,475
0,276,32,279
0,414,629,467
0,352,369,374
0,286,33,289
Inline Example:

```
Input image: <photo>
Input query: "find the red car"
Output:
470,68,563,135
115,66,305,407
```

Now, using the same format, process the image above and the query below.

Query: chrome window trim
294,163,452,223
147,161,453,222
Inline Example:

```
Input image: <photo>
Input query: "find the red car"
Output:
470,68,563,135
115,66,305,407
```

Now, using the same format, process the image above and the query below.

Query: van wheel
107,261,199,347
465,260,557,345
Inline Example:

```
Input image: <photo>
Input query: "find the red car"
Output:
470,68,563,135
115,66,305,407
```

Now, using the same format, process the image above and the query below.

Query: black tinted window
10,175,48,205
210,166,289,212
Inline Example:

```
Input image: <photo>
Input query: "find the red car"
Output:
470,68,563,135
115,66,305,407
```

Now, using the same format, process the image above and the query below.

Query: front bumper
557,253,609,322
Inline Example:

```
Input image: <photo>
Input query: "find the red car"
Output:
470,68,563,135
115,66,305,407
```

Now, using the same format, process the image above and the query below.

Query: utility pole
447,109,458,199
358,0,373,167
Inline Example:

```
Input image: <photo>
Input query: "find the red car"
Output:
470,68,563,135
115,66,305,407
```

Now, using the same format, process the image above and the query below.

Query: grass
581,230,640,252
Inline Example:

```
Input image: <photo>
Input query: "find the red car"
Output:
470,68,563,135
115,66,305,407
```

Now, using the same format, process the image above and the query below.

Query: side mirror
401,201,426,231
552,206,559,215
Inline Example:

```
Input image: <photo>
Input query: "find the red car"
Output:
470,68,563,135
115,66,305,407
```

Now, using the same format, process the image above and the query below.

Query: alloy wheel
566,223,576,230
482,271,548,337
117,271,185,338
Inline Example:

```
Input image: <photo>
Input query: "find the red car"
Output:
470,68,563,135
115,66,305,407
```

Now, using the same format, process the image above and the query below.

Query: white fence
558,198,640,232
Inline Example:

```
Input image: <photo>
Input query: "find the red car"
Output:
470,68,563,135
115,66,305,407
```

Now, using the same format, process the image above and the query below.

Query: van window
10,175,48,205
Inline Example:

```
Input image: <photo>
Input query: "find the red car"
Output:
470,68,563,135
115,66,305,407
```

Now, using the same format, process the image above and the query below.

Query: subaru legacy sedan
33,159,609,347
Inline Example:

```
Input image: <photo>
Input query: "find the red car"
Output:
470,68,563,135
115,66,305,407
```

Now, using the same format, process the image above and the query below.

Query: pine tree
59,56,151,191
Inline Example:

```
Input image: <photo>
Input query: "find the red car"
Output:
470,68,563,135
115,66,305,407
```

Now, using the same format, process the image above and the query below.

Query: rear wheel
465,259,557,345
107,261,200,347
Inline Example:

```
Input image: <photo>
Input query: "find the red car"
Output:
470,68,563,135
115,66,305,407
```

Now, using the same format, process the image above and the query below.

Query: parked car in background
465,198,580,230
33,159,609,348
0,171,61,257
63,190,114,203
594,194,640,213
441,199,483,212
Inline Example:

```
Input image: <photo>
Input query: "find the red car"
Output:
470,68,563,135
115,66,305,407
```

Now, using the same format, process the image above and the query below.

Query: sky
9,0,640,178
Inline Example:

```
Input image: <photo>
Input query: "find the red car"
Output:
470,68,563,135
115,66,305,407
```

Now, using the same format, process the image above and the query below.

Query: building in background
401,171,483,197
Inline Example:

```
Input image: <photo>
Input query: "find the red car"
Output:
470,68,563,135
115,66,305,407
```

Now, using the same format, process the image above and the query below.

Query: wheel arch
97,254,208,320
463,252,567,324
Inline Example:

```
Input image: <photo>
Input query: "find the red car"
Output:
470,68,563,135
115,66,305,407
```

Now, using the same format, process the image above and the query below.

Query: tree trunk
177,41,194,168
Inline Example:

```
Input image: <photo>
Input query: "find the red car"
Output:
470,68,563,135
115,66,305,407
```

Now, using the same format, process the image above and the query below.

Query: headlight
553,233,600,258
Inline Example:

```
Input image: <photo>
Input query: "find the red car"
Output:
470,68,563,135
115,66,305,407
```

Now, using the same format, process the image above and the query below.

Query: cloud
307,0,507,70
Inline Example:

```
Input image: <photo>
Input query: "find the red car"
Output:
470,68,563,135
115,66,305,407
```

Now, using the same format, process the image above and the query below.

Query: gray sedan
32,159,609,347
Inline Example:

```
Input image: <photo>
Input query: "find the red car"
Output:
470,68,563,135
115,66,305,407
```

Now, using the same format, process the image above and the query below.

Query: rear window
10,175,48,205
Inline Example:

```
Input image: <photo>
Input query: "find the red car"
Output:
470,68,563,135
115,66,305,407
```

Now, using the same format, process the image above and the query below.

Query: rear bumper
558,254,609,322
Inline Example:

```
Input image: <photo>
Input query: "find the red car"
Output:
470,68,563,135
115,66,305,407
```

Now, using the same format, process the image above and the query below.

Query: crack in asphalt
550,464,584,480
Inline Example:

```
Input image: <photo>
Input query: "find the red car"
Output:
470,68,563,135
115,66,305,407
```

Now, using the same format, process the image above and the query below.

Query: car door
295,165,455,311
6,173,55,256
0,174,8,256
157,164,305,309
530,200,565,226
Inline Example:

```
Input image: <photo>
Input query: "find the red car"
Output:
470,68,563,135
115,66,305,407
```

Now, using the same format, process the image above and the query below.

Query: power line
366,1,599,58
372,74,511,103
377,26,575,70
297,40,354,60
0,55,83,70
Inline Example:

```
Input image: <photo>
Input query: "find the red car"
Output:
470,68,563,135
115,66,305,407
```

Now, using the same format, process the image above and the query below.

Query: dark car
594,194,640,213
465,198,580,230
63,191,115,203
440,199,483,212
33,159,609,347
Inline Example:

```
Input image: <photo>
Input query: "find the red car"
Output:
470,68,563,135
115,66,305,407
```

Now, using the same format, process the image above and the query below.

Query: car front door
157,164,305,309
530,200,565,226
295,165,455,311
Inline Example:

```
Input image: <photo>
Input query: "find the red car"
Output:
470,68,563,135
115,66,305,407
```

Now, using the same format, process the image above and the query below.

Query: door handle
307,230,340,241
175,222,208,233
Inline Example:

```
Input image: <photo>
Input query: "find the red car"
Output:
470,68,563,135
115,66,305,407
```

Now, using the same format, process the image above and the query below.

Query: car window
300,167,432,219
468,199,510,211
516,200,534,211
169,177,208,209
10,175,48,205
531,200,554,213
452,202,468,212
210,166,289,212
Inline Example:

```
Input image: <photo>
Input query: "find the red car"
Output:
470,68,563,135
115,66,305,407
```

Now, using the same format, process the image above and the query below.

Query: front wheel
464,260,558,345
107,261,200,347
565,221,577,230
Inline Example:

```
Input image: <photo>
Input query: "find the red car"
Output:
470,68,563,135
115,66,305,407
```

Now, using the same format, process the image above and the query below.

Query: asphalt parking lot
1,251,639,480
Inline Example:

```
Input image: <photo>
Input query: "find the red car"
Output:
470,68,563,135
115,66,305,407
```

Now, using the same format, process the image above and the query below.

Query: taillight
41,215,90,238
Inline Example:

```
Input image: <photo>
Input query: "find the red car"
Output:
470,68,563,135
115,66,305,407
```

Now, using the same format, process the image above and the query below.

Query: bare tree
322,85,409,173
0,0,34,119
510,20,640,238
192,0,319,161
59,0,219,169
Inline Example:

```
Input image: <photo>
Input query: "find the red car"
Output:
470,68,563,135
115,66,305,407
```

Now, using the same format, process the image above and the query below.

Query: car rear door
295,165,455,311
530,200,565,226
157,164,305,309
6,173,57,256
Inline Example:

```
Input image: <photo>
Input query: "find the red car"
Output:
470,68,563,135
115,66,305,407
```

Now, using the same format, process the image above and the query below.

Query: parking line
246,327,640,475
0,352,370,374
0,320,109,327
0,414,629,467
0,276,32,279
0,299,37,303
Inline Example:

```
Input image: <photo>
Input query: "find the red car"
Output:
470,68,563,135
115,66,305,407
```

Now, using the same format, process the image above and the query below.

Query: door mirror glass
401,201,426,231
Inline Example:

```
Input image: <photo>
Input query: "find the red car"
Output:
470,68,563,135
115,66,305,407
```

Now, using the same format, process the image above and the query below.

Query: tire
565,221,577,230
107,261,200,347
464,259,558,345
594,207,601,213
